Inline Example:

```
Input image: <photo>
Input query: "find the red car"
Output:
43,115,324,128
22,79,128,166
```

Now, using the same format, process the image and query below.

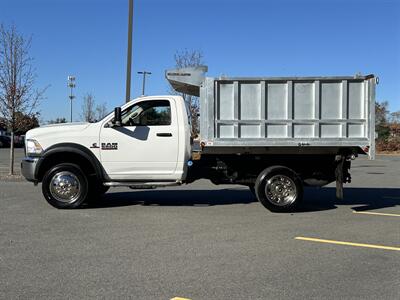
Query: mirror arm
112,107,122,127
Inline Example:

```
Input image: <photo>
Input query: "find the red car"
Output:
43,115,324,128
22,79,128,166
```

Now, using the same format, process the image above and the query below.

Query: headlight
26,139,43,156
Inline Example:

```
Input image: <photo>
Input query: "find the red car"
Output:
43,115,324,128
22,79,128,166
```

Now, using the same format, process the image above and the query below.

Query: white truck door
99,98,179,180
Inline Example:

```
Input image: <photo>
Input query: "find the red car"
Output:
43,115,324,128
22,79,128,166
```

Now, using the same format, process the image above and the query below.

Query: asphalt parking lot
0,150,399,299
0,148,24,176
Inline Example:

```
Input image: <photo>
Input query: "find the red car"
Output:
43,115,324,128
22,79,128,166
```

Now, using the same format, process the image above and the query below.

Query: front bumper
21,157,39,183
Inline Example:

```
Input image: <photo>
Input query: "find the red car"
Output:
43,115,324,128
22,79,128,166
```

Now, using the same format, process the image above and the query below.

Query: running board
103,181,181,189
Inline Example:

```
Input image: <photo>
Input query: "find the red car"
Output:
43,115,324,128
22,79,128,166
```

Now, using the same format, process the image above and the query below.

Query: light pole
125,0,134,103
67,76,76,122
137,71,151,95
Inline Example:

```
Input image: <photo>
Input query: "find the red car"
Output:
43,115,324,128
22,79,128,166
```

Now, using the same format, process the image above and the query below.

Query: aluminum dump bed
166,67,376,159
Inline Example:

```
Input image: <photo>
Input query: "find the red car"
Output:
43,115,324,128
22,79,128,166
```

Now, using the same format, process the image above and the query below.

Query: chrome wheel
49,171,81,203
265,175,297,206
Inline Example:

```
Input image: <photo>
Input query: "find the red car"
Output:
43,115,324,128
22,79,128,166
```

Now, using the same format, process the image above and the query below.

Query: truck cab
99,96,191,181
21,95,192,208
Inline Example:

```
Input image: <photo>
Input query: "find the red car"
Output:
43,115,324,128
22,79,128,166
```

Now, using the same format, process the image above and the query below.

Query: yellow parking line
352,211,400,217
171,297,191,300
295,237,400,252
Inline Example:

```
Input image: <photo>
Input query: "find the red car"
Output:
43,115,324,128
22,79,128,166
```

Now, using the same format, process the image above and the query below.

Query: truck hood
26,122,92,140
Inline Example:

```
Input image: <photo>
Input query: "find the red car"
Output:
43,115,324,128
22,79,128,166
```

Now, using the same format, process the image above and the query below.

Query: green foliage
375,101,400,152
376,124,390,141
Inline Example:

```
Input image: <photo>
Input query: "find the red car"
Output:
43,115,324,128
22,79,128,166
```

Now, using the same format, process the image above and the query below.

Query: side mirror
113,107,122,127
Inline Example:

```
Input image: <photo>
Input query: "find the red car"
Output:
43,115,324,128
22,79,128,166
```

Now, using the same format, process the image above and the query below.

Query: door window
121,100,171,126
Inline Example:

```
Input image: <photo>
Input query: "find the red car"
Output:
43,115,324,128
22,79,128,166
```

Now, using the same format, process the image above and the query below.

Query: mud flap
335,155,352,200
335,156,344,200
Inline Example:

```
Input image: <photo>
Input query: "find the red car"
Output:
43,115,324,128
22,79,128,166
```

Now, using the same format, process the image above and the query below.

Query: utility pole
137,71,151,96
67,76,76,122
125,0,134,103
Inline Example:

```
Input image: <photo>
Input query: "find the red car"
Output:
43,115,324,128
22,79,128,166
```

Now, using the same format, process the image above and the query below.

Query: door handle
156,132,172,137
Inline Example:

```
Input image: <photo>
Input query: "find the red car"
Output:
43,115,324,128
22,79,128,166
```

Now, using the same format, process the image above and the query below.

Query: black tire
42,163,89,209
255,166,303,212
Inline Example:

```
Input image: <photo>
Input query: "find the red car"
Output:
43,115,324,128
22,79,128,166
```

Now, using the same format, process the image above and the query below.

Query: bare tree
14,111,39,134
81,93,96,122
171,49,204,137
82,93,108,122
0,24,46,175
390,110,400,124
95,102,108,120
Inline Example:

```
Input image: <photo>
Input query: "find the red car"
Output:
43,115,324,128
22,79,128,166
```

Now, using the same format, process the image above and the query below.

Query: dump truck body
166,67,376,159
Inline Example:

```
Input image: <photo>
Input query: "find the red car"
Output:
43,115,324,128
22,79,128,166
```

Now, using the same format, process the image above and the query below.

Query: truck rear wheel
255,166,303,212
42,163,89,209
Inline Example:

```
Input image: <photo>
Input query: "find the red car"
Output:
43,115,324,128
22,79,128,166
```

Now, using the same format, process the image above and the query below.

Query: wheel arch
35,143,104,182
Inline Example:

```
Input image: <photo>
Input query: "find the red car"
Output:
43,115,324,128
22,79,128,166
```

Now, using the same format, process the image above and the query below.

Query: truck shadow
86,187,400,212
87,188,256,209
299,187,400,213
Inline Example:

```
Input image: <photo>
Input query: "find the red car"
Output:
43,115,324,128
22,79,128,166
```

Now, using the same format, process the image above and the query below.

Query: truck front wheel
42,163,89,209
255,166,303,212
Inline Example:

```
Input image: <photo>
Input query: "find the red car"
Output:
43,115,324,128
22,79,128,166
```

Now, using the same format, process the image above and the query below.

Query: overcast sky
1,0,399,122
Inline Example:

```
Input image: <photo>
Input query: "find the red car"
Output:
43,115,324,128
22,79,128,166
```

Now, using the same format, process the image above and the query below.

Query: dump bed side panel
200,77,375,159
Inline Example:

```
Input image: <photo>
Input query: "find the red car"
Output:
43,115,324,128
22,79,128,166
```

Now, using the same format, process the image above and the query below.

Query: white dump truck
21,66,376,211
